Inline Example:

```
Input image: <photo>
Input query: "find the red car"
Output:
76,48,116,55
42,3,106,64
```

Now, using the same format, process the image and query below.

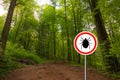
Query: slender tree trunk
64,0,71,62
71,0,81,63
14,9,25,43
53,24,56,59
47,33,50,59
88,0,120,72
26,32,31,50
37,23,44,57
41,26,44,57
36,24,41,55
52,5,56,59
0,0,17,55
61,26,65,59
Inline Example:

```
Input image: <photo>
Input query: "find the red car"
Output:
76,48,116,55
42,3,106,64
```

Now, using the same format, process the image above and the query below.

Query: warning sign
74,31,98,55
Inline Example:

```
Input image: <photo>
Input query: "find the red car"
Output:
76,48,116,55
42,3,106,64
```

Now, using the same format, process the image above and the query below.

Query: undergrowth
0,42,43,77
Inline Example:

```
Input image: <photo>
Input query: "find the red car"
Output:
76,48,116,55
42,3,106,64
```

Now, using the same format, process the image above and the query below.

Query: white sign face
74,31,98,55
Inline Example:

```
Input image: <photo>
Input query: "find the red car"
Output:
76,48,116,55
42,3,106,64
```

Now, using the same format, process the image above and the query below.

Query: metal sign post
84,55,86,80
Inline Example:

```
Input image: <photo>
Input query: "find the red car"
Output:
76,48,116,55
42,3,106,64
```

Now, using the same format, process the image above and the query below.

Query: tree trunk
52,5,56,59
47,32,50,59
0,0,17,55
53,24,56,59
61,25,65,58
88,0,120,72
14,9,25,43
64,0,71,62
71,0,81,63
26,32,31,50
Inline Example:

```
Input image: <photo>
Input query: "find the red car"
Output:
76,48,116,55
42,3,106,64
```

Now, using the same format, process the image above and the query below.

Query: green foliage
110,33,120,61
0,0,120,79
0,56,21,77
0,41,45,77
5,42,42,64
0,16,5,37
0,48,19,77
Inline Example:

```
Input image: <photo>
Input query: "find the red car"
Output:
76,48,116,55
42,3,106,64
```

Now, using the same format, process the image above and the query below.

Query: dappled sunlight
35,0,51,5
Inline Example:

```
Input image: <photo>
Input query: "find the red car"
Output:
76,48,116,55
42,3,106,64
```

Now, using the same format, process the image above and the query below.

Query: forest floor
0,62,112,80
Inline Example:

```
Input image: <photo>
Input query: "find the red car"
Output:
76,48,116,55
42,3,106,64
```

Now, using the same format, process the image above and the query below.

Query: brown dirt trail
0,63,111,80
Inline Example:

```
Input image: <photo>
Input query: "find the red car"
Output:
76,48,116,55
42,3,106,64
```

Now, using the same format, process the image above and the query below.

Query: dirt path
0,63,111,80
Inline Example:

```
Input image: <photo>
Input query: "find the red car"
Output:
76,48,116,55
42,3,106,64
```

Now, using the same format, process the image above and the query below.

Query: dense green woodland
0,0,120,79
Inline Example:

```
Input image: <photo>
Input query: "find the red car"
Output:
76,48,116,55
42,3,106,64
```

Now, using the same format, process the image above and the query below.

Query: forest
0,0,120,80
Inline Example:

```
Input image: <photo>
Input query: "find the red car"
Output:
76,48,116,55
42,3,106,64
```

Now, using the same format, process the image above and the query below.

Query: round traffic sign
74,31,98,55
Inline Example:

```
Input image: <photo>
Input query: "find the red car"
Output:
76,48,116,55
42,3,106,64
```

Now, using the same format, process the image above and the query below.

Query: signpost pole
84,55,87,80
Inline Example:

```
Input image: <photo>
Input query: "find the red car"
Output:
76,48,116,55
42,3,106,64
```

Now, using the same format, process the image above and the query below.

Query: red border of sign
74,31,98,55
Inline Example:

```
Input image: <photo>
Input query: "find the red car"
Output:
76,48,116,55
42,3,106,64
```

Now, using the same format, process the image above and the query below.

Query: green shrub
5,42,42,64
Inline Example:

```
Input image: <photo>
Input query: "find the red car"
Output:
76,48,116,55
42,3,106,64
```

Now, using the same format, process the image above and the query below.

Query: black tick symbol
80,37,92,49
